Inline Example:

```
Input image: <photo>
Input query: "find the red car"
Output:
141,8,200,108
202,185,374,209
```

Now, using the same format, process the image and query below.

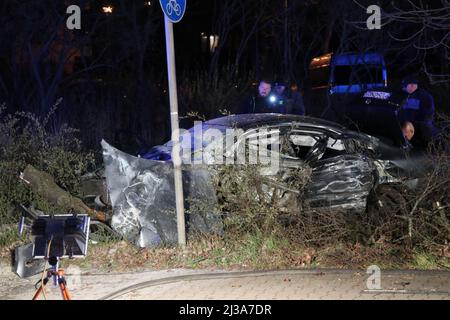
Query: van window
333,65,384,86
309,66,330,89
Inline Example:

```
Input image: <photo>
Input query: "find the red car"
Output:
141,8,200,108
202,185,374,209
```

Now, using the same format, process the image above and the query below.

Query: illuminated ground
1,266,449,300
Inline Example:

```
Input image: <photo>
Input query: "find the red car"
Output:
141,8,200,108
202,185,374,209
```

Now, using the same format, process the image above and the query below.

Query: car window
288,132,346,161
232,126,347,164
333,65,384,86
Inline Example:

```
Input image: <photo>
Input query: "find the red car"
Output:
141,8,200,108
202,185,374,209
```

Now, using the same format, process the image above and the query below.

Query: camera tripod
32,257,71,300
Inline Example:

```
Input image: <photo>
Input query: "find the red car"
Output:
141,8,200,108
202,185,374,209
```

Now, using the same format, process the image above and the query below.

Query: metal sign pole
164,15,186,247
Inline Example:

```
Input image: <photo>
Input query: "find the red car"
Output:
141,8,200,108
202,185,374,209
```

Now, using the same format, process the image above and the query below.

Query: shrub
0,102,95,224
208,163,313,237
205,135,449,251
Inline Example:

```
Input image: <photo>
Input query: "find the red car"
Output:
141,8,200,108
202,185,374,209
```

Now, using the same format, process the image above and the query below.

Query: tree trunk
21,165,106,222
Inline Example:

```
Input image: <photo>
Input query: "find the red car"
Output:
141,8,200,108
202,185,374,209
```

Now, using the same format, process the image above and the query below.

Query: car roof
204,113,347,131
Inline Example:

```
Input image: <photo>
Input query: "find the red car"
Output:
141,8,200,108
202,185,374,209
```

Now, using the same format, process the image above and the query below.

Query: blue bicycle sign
159,0,186,23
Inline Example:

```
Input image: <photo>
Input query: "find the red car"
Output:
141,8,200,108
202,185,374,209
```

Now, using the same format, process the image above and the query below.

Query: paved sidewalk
1,265,449,300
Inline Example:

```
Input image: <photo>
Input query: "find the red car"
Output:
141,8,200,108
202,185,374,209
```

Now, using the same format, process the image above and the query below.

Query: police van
305,52,388,120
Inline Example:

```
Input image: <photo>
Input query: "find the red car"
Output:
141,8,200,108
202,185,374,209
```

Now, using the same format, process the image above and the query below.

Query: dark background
0,0,448,153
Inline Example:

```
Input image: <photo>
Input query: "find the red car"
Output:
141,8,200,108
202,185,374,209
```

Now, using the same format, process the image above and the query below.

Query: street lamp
209,35,219,53
102,5,113,14
200,33,219,53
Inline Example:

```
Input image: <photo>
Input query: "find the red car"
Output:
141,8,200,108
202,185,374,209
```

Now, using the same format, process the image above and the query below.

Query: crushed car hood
101,140,223,247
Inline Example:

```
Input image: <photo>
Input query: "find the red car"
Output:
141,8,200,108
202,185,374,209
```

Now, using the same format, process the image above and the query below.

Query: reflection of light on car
269,95,277,103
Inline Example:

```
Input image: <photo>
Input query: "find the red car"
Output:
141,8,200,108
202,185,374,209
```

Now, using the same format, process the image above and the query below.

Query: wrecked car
102,113,433,247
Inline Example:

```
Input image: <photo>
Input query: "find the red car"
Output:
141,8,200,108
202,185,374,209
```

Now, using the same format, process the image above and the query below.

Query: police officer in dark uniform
272,81,305,116
240,79,288,114
240,79,306,115
398,76,437,149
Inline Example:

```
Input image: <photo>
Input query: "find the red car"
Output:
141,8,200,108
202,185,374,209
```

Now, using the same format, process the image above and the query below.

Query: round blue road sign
159,0,186,23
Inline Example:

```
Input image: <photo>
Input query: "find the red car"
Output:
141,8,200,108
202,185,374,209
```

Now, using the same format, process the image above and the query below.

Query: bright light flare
102,6,113,14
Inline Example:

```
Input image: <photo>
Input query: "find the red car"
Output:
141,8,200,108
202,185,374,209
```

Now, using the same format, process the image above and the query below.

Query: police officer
398,76,437,149
272,81,305,116
240,79,287,114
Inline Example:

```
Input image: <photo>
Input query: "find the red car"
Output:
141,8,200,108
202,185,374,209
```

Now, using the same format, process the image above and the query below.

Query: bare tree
0,1,111,118
0,0,164,149
349,0,450,84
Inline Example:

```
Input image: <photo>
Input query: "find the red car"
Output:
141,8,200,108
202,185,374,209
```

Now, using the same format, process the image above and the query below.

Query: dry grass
45,233,447,273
